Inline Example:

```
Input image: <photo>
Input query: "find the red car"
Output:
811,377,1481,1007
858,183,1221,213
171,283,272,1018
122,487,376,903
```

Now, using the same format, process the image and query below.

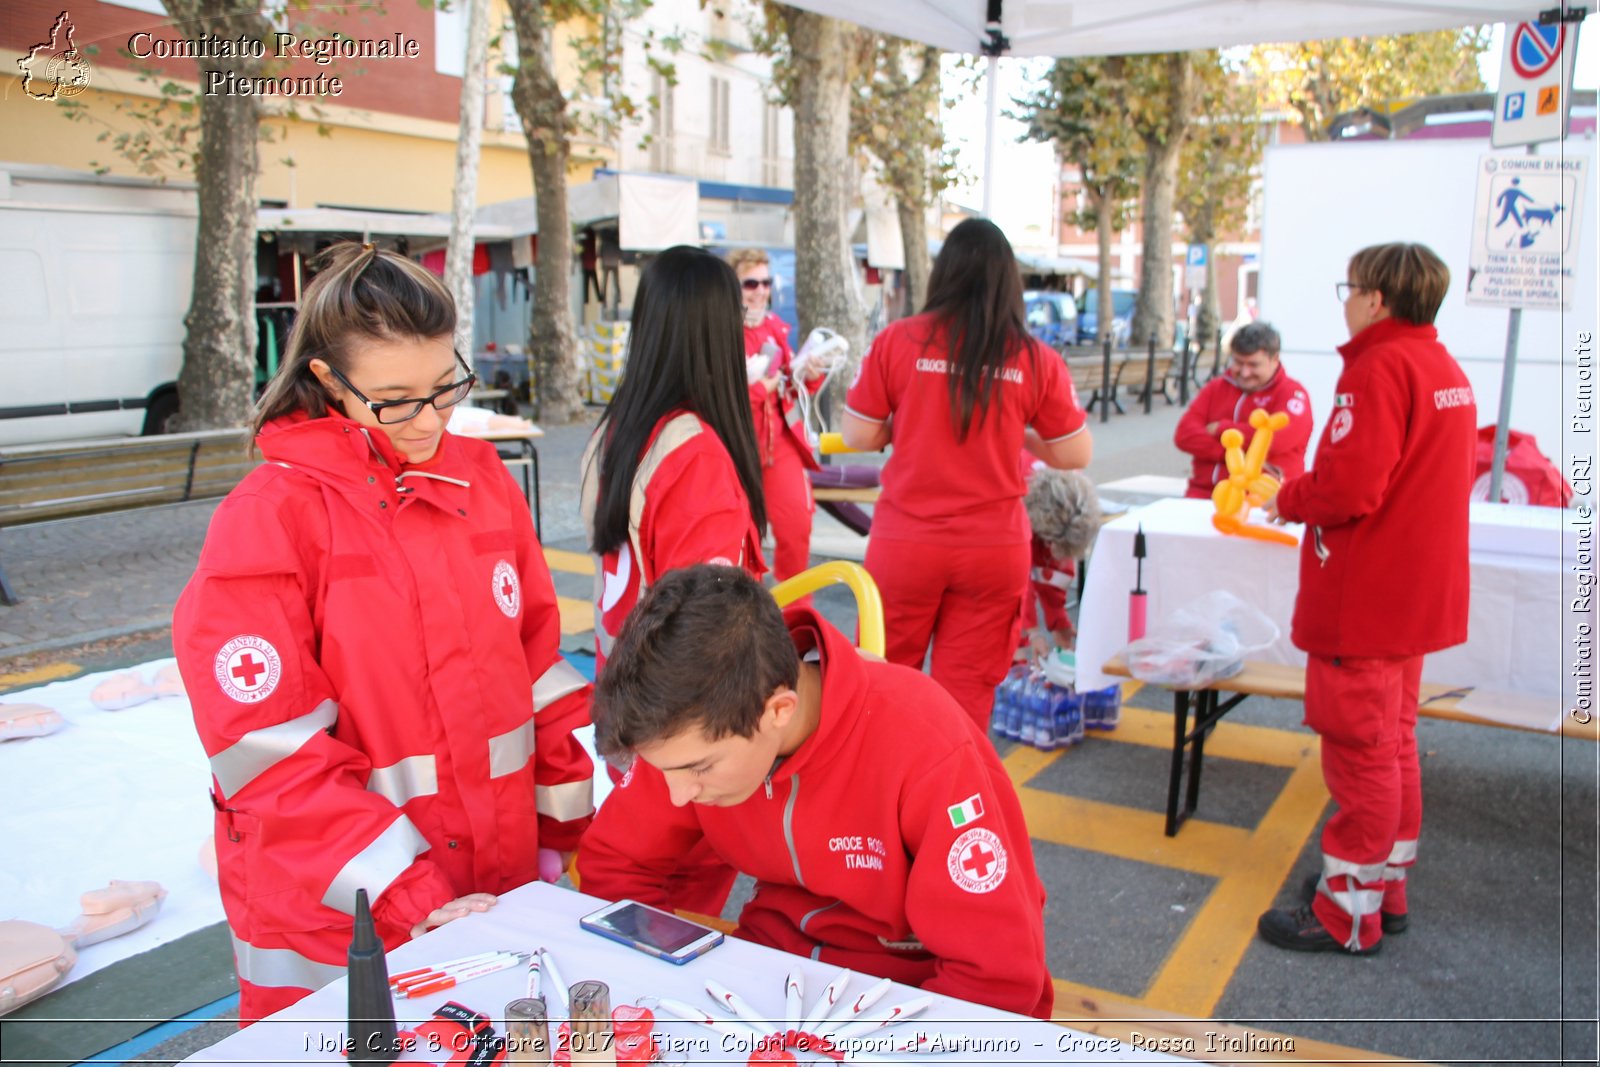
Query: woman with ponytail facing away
843,219,1092,733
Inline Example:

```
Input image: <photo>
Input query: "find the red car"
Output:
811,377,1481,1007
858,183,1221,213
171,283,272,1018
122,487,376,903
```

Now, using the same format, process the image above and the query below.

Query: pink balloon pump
1128,525,1148,642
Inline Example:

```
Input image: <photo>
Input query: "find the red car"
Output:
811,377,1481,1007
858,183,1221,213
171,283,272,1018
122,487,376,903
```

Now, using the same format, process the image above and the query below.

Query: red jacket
1173,366,1313,498
1026,536,1075,636
1274,318,1476,657
746,314,822,472
175,412,593,1019
580,410,767,667
577,608,1053,1019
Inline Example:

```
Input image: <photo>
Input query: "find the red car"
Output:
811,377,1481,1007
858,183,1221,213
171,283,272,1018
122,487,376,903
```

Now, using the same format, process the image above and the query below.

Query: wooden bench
1102,654,1597,837
1065,355,1117,415
0,429,257,605
1112,351,1176,412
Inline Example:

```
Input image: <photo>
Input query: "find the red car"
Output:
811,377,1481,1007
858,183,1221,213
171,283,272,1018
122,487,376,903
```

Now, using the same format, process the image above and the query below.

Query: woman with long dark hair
843,218,1092,732
581,245,768,665
579,245,768,916
174,243,594,1023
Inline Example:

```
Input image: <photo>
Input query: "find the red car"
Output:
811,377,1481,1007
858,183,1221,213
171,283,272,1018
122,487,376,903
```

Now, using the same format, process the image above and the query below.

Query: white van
0,162,196,446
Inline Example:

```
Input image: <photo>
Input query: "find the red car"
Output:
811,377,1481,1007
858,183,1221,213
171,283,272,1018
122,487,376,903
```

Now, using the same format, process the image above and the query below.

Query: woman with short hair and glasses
729,246,824,582
173,243,594,1023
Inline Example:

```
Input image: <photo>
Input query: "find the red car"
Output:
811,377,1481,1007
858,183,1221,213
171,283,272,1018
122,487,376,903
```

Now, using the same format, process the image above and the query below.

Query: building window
709,76,731,156
435,5,466,77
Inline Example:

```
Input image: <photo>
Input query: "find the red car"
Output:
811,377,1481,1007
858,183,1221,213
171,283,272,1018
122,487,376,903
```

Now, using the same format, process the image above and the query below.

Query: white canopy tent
776,0,1542,215
475,172,700,251
767,1,1539,58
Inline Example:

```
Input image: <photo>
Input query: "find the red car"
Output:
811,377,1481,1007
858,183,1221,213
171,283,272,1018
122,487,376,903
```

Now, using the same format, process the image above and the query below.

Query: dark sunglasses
327,351,477,425
741,278,774,291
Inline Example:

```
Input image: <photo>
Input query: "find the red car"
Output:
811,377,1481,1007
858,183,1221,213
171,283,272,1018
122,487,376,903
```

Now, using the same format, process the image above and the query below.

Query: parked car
1023,290,1078,350
1077,288,1136,346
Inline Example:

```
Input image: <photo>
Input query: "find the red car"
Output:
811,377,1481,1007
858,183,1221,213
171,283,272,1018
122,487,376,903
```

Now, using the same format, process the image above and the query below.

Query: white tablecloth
182,882,1181,1065
1076,499,1571,707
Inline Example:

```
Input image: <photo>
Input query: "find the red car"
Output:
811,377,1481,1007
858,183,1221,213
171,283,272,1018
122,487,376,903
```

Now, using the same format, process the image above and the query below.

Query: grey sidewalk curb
0,616,173,662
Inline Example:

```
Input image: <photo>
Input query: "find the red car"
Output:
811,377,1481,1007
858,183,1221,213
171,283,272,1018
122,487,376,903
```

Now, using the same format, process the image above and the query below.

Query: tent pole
982,54,1000,218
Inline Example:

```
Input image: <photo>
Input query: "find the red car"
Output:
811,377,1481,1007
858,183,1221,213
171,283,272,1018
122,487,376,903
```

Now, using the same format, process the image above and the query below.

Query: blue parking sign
1504,92,1526,121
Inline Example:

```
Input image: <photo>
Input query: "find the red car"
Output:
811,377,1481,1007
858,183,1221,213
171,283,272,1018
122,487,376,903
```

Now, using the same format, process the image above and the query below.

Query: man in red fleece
577,565,1053,1019
1258,242,1475,956
1173,321,1313,499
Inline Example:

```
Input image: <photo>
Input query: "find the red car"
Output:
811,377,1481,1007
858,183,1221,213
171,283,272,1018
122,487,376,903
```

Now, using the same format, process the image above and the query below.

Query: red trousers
865,536,1029,732
764,437,815,582
1304,653,1423,951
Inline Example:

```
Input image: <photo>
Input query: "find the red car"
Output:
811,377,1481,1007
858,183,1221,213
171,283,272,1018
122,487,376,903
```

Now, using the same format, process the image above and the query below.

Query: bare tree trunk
1130,54,1195,351
786,10,867,420
508,0,584,422
167,0,265,432
447,0,492,364
897,199,930,316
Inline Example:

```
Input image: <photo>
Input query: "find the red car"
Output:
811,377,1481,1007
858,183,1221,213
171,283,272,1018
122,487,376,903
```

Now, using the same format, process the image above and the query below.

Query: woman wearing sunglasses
172,243,594,1023
729,247,824,582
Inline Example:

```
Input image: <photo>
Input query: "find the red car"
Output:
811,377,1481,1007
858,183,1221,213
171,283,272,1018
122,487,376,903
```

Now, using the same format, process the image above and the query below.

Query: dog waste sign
1465,153,1586,311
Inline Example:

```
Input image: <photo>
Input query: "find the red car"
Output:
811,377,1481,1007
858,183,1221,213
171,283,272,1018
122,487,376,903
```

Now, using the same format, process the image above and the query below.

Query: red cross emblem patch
213,635,282,704
492,559,521,618
947,827,1008,894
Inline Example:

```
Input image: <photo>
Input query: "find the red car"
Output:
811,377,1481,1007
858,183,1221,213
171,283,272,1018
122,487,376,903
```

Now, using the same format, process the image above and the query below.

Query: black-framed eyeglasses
1335,282,1368,301
741,278,773,291
327,352,477,425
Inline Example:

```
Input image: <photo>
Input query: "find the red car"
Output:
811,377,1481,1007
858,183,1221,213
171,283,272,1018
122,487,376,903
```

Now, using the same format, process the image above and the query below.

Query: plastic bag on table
1123,590,1279,688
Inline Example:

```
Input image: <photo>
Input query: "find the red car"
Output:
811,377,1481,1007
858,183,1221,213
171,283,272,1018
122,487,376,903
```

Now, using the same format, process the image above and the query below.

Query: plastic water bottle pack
992,654,1120,751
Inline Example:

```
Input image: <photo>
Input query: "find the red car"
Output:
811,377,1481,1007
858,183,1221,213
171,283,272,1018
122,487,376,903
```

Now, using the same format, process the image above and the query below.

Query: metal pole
1143,336,1156,414
1178,338,1192,406
981,54,1000,219
1100,339,1113,424
1488,308,1521,503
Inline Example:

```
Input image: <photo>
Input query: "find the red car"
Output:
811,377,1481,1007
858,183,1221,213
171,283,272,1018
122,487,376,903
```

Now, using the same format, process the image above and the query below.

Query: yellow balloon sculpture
1210,408,1299,546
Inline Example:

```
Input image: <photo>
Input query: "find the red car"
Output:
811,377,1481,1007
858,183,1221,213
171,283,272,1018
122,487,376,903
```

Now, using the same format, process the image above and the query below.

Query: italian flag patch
947,793,985,828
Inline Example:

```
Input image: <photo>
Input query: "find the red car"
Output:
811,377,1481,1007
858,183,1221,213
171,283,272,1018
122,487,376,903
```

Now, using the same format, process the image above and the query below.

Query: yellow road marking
1093,705,1315,768
556,595,592,635
1002,743,1063,787
1142,748,1329,1015
543,548,594,575
0,662,81,692
1019,785,1250,876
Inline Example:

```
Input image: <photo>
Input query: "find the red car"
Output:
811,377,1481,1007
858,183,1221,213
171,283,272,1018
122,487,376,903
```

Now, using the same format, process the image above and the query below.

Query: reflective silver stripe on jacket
1386,839,1418,866
533,660,588,712
321,815,430,914
231,934,345,992
536,779,595,822
580,414,707,656
489,717,537,777
209,699,338,799
367,754,439,807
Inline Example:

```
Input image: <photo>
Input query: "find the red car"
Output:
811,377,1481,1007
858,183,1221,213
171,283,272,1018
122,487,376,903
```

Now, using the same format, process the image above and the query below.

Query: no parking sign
1493,19,1580,148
